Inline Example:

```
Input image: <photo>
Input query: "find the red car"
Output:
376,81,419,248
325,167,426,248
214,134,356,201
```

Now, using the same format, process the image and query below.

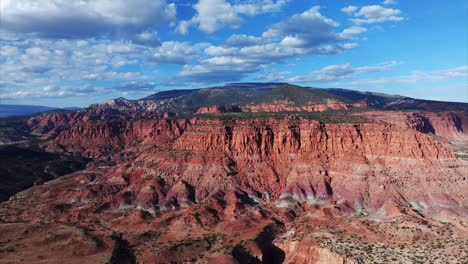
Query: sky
0,0,467,107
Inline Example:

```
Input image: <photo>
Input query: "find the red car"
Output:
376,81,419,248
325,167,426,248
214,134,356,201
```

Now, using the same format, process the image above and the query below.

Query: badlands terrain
0,83,467,263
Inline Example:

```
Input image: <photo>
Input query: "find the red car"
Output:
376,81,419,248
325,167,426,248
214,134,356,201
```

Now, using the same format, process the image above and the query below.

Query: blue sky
0,0,466,107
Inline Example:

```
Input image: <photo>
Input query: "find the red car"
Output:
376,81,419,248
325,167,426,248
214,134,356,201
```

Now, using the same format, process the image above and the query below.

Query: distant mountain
93,83,468,113
4,83,465,119
0,104,79,118
323,88,468,111
253,84,351,105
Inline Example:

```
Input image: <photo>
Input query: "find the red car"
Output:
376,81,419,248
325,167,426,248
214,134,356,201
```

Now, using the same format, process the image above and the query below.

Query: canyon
0,84,467,263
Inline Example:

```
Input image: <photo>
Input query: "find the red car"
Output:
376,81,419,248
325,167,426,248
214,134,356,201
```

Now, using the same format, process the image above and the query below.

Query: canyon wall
37,116,466,221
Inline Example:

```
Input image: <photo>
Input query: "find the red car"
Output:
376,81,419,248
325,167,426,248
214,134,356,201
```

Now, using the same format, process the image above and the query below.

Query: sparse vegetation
192,108,372,124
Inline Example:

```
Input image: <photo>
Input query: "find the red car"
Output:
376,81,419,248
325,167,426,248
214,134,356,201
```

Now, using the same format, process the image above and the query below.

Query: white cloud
280,36,306,47
0,0,176,39
225,34,262,47
0,45,20,57
341,5,358,15
383,0,397,5
150,41,203,64
204,46,237,56
337,26,368,40
132,31,161,46
0,36,204,100
178,0,289,34
262,6,339,43
351,5,404,25
178,40,360,84
194,0,244,33
177,6,364,84
176,20,193,35
282,61,398,83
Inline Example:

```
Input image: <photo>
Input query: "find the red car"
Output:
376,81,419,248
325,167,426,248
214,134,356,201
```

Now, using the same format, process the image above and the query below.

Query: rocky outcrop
26,108,171,139
196,105,242,114
37,117,463,219
278,240,357,264
363,111,468,142
242,100,367,113
52,118,191,157
24,113,465,218
172,118,453,159
166,118,465,215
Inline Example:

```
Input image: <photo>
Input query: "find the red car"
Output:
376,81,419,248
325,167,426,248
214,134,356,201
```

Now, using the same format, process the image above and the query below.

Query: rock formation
1,84,467,263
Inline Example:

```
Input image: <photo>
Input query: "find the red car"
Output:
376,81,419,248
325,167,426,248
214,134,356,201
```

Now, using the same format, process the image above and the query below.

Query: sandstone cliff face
363,111,468,142
28,114,465,218
172,118,453,159
53,118,191,157
167,118,465,215
196,105,242,114
278,240,357,264
242,100,367,112
24,109,466,219
26,108,170,139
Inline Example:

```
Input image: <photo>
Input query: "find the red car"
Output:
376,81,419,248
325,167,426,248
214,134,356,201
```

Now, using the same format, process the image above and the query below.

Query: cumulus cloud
0,0,176,39
204,46,237,56
341,5,358,15
0,36,203,100
177,0,289,34
337,26,367,40
262,6,339,46
1,38,146,85
150,41,203,64
225,34,263,47
1,1,405,102
194,0,244,33
178,56,260,83
176,20,193,35
178,6,364,84
178,41,360,84
351,5,404,25
131,31,161,46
